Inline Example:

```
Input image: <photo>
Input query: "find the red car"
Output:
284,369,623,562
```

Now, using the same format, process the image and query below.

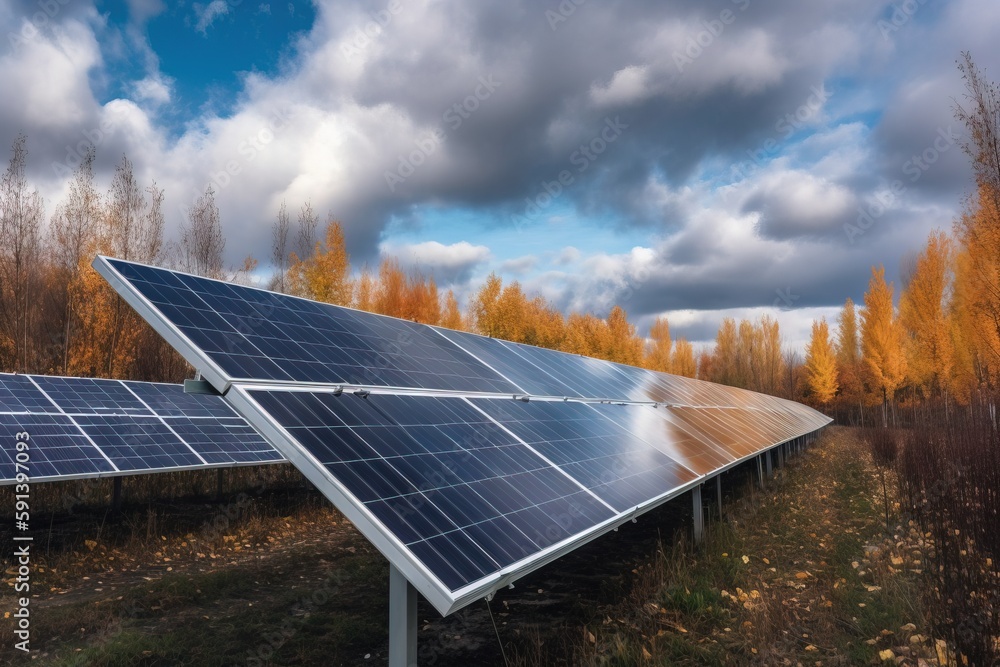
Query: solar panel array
0,374,283,484
96,256,831,615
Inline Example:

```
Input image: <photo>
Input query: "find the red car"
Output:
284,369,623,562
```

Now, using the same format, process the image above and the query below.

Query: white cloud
589,65,649,108
194,0,229,35
132,73,172,105
380,241,491,283
125,0,165,25
499,255,537,275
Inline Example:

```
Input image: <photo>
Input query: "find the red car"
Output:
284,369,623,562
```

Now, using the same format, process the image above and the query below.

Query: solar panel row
96,256,832,616
0,374,283,484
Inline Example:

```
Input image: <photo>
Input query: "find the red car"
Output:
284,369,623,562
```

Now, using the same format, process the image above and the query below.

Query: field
3,425,973,666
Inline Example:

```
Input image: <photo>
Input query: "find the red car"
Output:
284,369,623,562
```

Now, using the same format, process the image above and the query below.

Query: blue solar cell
105,258,519,394
0,413,114,479
246,389,616,590
167,417,282,465
74,415,204,471
33,376,151,415
471,399,699,512
0,375,60,413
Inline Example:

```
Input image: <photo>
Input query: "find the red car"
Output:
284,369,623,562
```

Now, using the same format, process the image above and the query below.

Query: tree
899,231,954,398
644,316,672,372
441,290,464,330
835,297,864,409
757,314,784,395
605,306,643,366
696,349,714,381
287,218,352,305
50,147,102,373
861,265,907,424
374,256,407,318
179,185,225,278
0,135,44,372
711,318,739,387
671,338,696,377
804,319,838,405
354,265,376,312
955,52,1000,213
270,200,291,292
296,200,318,261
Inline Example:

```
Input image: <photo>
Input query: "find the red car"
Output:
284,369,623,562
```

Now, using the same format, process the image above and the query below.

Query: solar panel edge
93,256,234,394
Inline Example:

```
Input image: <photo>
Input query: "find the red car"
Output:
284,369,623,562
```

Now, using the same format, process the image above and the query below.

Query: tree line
800,53,1000,421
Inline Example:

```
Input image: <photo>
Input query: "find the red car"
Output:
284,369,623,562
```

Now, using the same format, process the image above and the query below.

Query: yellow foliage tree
899,231,954,397
644,316,672,372
287,218,352,306
861,265,907,420
804,318,838,405
441,290,464,331
671,338,696,377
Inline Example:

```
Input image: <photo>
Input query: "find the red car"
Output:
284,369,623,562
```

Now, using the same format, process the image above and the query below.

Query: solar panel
97,258,519,394
584,403,737,476
0,374,284,484
96,255,832,618
236,389,617,592
469,398,699,512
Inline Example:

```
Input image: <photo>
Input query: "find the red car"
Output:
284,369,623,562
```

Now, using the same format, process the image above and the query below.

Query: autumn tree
899,231,954,397
372,257,407,318
287,217,352,306
270,200,291,292
50,147,102,373
0,135,44,372
861,265,907,424
441,290,464,330
644,316,672,372
179,185,225,279
835,297,863,408
671,338,696,377
68,155,166,379
711,318,739,386
354,265,376,312
804,319,838,405
757,314,785,395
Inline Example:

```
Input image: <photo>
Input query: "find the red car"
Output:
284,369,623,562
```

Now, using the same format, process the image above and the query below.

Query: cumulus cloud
0,0,993,352
380,241,491,284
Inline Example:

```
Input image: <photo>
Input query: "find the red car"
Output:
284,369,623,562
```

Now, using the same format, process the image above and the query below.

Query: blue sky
1,0,997,351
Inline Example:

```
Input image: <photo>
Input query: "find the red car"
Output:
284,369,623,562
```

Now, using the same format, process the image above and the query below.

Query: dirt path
577,426,942,666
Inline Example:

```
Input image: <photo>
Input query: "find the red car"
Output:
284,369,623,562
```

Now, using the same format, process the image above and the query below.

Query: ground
1,427,942,666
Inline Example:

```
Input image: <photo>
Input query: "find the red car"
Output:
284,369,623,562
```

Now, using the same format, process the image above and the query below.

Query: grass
562,427,934,666
1,427,943,665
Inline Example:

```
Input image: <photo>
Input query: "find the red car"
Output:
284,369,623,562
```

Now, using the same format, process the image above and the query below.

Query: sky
1,0,997,353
